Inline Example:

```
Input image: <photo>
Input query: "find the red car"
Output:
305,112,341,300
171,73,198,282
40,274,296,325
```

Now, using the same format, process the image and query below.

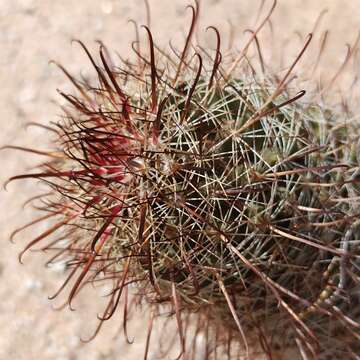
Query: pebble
24,278,43,292
18,0,37,14
101,1,113,15
19,86,36,104
48,261,67,273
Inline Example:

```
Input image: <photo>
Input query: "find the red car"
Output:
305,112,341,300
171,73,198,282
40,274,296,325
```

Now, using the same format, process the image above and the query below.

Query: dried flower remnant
5,1,360,359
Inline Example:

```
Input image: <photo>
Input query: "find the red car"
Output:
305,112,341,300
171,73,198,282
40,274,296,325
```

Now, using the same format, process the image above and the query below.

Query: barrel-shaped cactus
8,2,360,359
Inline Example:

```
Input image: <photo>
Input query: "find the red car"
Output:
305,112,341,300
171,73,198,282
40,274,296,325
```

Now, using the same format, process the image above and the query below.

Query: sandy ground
1,1,360,359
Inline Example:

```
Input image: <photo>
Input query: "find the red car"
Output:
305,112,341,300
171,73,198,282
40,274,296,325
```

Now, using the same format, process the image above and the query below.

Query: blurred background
1,1,359,359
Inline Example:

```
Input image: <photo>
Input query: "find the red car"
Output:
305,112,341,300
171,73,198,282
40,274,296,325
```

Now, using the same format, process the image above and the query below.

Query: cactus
6,1,360,359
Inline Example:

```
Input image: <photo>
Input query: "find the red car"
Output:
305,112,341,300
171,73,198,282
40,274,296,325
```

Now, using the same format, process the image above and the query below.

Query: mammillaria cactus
6,1,360,359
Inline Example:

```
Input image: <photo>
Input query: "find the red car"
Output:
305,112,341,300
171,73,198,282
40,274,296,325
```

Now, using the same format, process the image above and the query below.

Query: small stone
19,0,37,14
24,278,43,292
101,1,113,15
19,86,36,104
68,335,80,348
48,261,66,273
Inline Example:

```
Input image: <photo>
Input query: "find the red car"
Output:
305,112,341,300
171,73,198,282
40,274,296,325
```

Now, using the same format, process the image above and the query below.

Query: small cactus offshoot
6,1,360,359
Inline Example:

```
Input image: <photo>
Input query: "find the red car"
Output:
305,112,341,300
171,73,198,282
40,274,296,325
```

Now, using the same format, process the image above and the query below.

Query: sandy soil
1,1,359,359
